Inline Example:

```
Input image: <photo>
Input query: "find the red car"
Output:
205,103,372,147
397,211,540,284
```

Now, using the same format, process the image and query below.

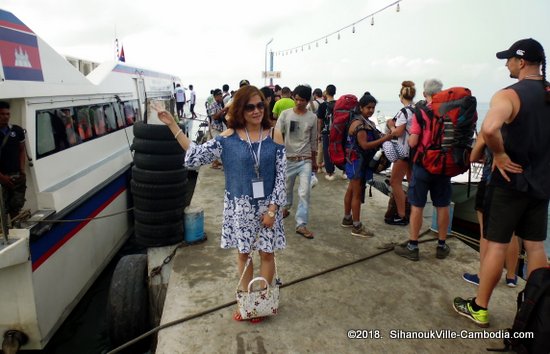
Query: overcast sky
3,0,550,102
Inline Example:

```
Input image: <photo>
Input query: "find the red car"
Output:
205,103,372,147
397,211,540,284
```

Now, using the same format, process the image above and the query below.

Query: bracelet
174,129,183,139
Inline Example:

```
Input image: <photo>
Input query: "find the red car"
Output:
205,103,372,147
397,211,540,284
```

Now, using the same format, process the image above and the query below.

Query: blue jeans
322,133,335,174
286,160,312,227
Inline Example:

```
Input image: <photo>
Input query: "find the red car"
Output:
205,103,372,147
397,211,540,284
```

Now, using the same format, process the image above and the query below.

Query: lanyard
244,127,263,178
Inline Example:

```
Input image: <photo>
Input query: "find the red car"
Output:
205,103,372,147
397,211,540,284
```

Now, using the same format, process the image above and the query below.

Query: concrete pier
155,166,521,354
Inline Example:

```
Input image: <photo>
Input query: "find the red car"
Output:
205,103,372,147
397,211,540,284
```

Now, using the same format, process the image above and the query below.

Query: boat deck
155,164,522,354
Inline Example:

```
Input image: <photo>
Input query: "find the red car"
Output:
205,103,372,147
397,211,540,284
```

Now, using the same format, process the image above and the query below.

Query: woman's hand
151,102,176,127
261,213,275,228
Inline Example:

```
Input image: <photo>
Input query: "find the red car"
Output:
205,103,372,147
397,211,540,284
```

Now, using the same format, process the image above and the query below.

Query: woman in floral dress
154,85,286,322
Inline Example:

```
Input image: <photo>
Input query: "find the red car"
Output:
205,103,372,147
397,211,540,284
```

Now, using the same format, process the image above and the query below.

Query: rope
106,229,439,354
31,208,134,224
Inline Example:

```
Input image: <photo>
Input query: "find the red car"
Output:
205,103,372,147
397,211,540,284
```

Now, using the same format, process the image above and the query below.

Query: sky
3,0,550,102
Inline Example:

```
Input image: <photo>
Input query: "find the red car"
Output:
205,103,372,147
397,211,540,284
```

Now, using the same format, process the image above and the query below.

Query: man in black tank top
453,38,550,328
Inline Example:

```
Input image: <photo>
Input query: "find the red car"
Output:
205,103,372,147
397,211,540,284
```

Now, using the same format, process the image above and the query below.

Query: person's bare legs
505,235,520,279
524,240,548,276
390,160,409,218
237,252,253,291
259,251,275,285
436,206,450,241
476,240,507,308
409,205,423,241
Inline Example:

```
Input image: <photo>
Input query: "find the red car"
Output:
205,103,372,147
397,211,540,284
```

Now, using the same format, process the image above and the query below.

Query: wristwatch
267,210,276,218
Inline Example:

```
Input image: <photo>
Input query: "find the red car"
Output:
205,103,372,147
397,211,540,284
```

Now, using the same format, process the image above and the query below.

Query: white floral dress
185,132,287,253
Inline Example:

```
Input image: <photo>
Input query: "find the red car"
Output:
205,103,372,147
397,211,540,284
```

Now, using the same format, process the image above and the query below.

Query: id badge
252,178,265,199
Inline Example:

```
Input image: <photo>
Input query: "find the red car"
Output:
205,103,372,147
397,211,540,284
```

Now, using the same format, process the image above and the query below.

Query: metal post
0,185,9,244
264,38,273,86
269,51,274,87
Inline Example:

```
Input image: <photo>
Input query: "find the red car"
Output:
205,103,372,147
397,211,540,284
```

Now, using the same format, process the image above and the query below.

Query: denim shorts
407,164,451,207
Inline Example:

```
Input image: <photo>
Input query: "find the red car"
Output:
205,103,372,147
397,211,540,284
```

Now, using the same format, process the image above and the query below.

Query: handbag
235,250,280,320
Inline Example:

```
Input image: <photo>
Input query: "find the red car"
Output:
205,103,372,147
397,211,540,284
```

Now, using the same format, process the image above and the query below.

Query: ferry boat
0,9,180,350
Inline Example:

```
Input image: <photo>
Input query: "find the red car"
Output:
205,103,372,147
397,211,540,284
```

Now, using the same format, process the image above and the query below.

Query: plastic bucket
184,206,205,243
430,202,454,235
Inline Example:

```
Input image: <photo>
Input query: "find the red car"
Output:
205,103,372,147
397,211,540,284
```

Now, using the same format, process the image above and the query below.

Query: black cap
239,79,250,87
496,38,544,62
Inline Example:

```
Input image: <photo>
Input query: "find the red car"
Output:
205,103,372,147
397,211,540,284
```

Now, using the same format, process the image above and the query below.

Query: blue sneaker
505,275,517,288
462,273,479,286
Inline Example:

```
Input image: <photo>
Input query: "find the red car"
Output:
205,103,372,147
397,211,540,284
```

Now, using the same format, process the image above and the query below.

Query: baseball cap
239,79,250,87
496,38,544,62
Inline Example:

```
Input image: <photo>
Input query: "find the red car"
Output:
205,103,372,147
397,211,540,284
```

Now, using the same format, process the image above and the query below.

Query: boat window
113,102,125,129
103,104,117,132
35,99,141,159
90,106,107,137
36,111,56,156
76,107,93,141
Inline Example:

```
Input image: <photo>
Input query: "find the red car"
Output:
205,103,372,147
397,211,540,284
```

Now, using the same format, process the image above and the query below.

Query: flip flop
250,317,264,324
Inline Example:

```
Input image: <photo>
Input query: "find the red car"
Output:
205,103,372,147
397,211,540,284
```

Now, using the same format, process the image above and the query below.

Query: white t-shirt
175,87,186,103
394,105,414,155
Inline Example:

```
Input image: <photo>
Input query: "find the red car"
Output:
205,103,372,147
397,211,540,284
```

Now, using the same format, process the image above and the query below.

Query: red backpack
414,87,477,177
328,94,358,170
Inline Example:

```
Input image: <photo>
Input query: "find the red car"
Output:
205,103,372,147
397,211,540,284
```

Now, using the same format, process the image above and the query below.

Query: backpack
328,95,358,170
489,267,550,353
321,100,336,134
413,87,477,177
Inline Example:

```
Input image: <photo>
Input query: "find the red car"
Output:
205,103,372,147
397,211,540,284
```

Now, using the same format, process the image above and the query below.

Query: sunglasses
244,102,265,112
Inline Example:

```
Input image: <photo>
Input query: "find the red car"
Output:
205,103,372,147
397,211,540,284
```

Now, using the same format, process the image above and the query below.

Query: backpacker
489,267,550,353
413,87,477,177
321,100,336,134
328,94,358,170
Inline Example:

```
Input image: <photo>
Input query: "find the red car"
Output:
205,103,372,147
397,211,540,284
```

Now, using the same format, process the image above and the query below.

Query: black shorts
474,180,488,212
484,185,549,243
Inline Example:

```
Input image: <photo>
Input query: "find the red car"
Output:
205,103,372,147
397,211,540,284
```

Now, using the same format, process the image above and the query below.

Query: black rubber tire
131,166,188,184
132,195,186,211
131,137,185,154
134,220,184,247
130,180,188,199
133,207,184,224
133,121,185,140
107,254,150,353
133,152,185,171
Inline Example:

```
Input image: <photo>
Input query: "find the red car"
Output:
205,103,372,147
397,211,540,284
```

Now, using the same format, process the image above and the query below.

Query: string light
275,0,401,55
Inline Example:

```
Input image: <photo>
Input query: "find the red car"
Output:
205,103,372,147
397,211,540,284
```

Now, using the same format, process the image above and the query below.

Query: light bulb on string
325,37,328,44
352,25,355,33
308,44,311,50
371,17,374,26
301,46,304,51
338,32,341,40
396,3,400,12
316,42,319,47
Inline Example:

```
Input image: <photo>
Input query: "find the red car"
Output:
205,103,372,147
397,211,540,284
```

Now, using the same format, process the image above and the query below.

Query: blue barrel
184,206,205,243
430,202,455,235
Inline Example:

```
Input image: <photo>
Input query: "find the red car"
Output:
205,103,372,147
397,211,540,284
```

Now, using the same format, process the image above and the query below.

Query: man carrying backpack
453,38,550,328
394,78,451,262
316,84,337,181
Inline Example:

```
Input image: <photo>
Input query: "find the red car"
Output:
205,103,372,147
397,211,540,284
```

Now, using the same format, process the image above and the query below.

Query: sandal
233,311,246,322
282,208,290,219
250,317,264,324
296,226,314,239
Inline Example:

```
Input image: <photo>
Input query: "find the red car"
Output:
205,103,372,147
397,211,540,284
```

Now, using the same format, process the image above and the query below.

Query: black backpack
489,267,550,353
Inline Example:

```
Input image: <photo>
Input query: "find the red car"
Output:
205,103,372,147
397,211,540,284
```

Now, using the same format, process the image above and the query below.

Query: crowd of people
152,38,550,328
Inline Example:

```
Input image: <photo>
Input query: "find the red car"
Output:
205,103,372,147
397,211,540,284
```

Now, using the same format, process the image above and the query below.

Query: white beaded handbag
235,253,280,320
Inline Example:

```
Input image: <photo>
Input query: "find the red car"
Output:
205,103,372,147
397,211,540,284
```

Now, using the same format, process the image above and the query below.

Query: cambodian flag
118,45,125,63
0,9,44,81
